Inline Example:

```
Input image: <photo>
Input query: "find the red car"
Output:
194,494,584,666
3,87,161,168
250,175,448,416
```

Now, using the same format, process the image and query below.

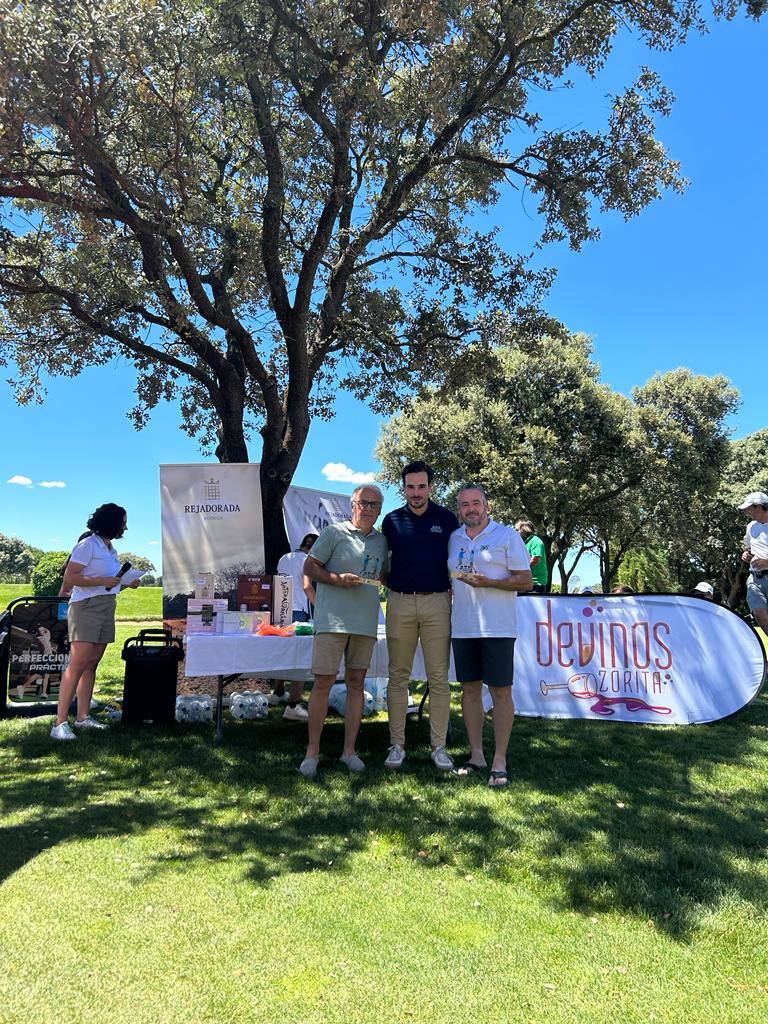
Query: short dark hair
457,483,488,503
300,533,319,549
401,460,433,485
86,503,127,539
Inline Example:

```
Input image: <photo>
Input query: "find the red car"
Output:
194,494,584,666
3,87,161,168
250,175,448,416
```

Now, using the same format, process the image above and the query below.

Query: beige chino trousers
385,590,452,748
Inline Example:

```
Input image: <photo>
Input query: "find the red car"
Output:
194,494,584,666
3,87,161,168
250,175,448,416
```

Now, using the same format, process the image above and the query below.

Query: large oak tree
1,0,762,565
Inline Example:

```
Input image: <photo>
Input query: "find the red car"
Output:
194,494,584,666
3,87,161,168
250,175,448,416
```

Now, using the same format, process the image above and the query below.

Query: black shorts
452,637,516,688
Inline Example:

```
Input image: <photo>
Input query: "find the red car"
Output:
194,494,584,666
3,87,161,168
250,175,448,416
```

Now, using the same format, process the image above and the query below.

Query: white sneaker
282,704,308,722
384,744,406,768
431,746,455,771
298,756,319,779
340,752,365,773
268,692,290,706
51,721,77,741
73,716,108,730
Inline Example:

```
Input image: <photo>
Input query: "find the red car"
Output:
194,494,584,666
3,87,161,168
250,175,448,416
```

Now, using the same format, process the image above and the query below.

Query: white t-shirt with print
68,534,122,603
448,519,531,638
276,549,311,613
746,520,768,563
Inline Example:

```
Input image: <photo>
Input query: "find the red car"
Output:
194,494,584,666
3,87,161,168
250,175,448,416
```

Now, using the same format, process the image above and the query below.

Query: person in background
270,533,319,721
690,581,715,600
449,486,532,788
300,486,389,778
515,519,548,594
610,585,635,595
51,503,140,741
739,491,768,632
382,460,459,772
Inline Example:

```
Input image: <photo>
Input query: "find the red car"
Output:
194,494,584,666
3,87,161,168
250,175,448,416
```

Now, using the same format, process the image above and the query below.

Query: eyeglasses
353,500,382,510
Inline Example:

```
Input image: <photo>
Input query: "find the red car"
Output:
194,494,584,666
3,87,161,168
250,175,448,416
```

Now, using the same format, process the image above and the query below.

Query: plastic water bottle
175,696,191,722
328,683,347,716
252,692,269,719
368,678,388,712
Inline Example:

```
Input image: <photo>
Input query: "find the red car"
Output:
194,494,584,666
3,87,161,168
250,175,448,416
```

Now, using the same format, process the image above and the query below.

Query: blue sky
1,13,766,578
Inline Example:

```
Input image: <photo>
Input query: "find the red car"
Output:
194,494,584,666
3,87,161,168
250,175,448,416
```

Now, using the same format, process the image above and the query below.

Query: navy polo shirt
382,502,459,593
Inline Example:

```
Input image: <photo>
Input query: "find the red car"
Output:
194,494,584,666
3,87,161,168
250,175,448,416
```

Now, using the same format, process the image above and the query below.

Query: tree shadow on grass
2,695,767,941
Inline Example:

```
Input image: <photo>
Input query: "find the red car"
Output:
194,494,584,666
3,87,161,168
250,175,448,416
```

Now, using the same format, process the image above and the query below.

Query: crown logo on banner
203,478,221,500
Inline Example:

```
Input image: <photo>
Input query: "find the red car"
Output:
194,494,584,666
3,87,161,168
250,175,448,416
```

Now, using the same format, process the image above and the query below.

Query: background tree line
376,327,763,605
0,539,158,591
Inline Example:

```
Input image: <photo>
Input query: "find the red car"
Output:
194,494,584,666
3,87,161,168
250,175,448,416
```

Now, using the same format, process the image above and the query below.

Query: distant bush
0,533,37,583
31,551,69,596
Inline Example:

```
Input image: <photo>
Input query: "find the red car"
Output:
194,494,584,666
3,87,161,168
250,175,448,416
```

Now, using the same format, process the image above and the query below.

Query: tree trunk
260,468,291,573
259,403,312,572
214,389,249,463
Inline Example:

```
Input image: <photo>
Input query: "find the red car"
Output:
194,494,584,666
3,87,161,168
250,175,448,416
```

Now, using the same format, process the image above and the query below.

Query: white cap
738,491,768,510
693,581,714,596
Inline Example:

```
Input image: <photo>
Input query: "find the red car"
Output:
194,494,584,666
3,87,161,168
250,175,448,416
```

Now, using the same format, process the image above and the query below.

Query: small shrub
31,550,69,596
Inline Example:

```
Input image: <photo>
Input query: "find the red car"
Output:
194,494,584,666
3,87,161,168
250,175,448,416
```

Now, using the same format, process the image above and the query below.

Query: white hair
352,483,384,503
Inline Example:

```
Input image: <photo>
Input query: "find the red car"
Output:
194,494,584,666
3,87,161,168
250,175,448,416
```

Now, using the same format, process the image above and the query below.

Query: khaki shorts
311,632,376,677
68,595,117,644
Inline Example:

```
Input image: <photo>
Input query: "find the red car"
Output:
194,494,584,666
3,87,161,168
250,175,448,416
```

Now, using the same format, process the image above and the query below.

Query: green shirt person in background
515,519,548,592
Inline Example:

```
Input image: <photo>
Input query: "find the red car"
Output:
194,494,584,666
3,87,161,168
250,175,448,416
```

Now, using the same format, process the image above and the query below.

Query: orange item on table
256,622,296,637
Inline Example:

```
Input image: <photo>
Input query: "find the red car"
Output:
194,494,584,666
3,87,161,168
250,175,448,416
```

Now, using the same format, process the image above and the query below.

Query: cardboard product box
272,573,294,628
186,598,229,634
218,610,271,635
194,572,215,599
236,574,273,612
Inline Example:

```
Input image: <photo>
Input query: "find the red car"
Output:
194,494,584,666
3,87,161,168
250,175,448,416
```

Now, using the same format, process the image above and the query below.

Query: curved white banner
283,485,352,549
509,594,765,724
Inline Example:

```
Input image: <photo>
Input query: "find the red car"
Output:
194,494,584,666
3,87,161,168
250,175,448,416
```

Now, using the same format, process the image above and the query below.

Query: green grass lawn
1,584,162,621
2,674,767,1023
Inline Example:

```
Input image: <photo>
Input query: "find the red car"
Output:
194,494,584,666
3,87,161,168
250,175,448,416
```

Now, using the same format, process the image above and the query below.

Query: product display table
184,629,441,744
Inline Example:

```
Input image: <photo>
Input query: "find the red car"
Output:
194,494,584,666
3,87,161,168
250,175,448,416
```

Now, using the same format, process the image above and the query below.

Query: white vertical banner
160,464,265,621
283,485,352,548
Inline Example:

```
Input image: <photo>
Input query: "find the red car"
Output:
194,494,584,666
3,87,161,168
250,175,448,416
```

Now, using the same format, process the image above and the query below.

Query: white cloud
148,540,160,546
39,480,66,488
7,475,32,487
321,462,377,485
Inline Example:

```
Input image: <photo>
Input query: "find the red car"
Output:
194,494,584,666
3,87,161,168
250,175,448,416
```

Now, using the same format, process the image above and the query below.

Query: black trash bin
121,628,183,726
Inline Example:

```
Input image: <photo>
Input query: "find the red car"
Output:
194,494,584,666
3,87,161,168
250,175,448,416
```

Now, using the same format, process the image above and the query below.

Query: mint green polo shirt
310,521,388,637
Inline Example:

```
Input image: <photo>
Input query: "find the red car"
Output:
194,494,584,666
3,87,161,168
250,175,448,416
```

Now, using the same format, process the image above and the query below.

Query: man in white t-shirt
448,485,532,788
738,491,768,631
271,533,318,721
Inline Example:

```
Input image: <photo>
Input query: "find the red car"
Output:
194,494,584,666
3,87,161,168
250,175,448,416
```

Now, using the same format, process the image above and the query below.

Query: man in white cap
738,491,768,631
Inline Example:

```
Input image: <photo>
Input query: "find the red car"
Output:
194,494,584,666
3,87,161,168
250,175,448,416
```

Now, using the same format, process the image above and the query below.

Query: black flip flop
488,769,509,788
453,761,487,777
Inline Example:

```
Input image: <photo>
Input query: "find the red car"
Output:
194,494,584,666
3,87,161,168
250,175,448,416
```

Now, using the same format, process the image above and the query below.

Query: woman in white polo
51,503,138,740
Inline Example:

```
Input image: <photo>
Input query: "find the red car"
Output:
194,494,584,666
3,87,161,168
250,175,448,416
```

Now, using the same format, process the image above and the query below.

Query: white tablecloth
186,631,393,679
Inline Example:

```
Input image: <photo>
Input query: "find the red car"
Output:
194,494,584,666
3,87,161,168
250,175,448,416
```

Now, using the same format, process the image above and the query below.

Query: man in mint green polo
300,485,388,778
515,519,548,593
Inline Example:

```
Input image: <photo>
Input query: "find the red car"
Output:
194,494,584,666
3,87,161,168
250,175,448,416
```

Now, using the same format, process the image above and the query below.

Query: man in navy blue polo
381,460,459,770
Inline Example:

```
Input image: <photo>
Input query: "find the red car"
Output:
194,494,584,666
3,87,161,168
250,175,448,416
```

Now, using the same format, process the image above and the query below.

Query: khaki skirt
68,594,118,644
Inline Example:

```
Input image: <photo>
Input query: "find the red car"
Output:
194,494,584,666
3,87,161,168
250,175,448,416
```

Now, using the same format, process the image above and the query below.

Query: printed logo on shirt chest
430,525,443,534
